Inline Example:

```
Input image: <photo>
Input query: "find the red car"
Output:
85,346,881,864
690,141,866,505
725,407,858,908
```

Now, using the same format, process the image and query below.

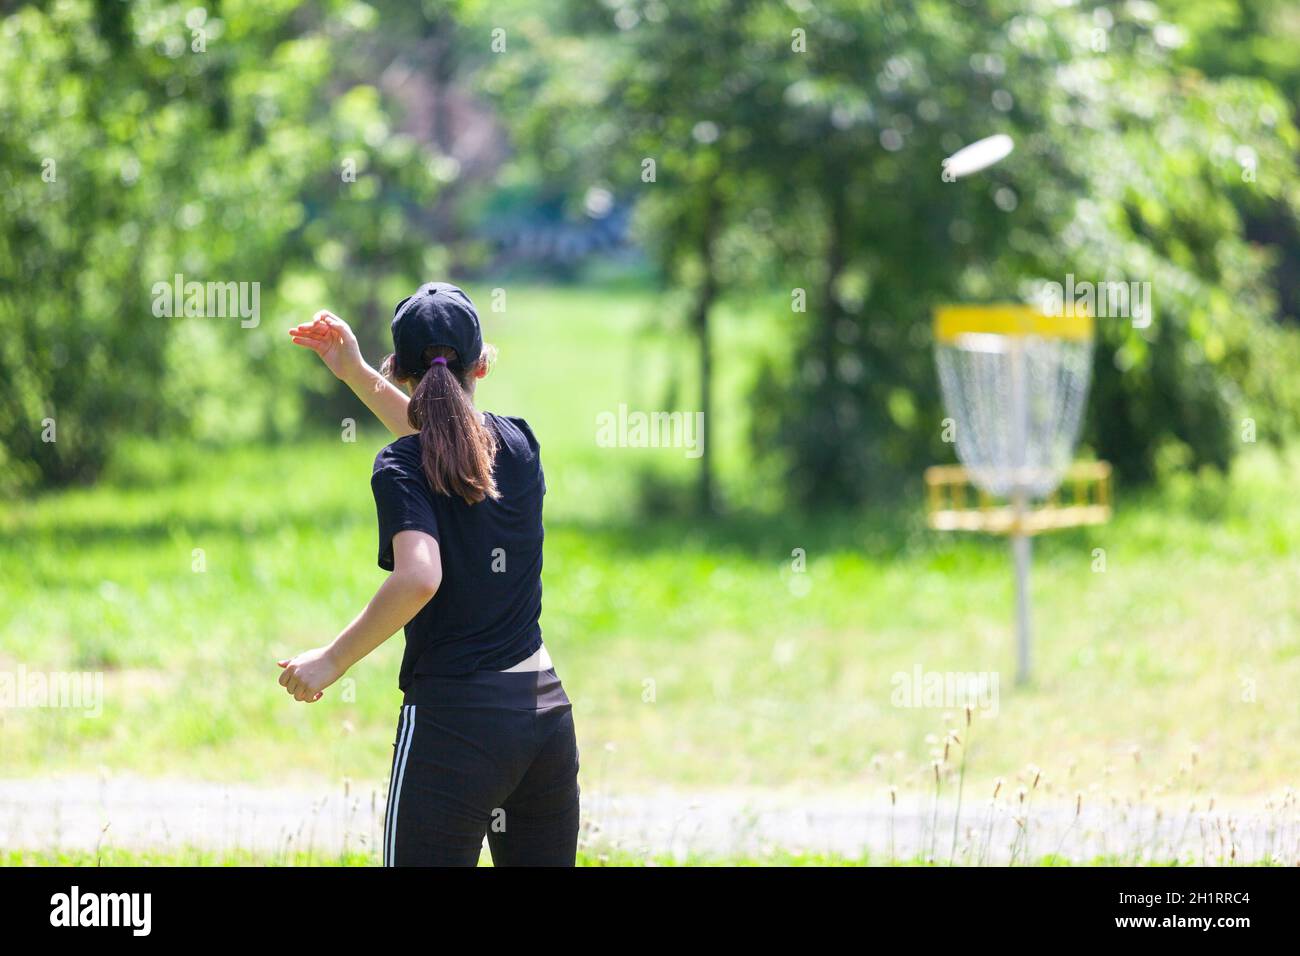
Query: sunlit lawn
2,847,1200,867
1,284,1297,808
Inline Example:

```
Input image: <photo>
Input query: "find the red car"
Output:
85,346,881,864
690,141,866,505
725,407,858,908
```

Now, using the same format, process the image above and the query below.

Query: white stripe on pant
384,704,416,867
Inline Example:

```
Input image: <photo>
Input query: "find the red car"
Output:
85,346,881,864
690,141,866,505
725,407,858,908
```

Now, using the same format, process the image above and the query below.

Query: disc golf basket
925,304,1112,684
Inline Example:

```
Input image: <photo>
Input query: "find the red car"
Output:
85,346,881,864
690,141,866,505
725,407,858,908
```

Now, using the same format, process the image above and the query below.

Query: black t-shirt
370,412,546,686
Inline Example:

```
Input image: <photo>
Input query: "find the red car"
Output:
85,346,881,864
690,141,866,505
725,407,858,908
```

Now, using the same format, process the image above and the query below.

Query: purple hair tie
431,357,448,366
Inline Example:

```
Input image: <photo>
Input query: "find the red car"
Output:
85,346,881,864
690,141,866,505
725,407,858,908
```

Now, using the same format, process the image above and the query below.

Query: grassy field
1,283,1298,820
3,848,1202,867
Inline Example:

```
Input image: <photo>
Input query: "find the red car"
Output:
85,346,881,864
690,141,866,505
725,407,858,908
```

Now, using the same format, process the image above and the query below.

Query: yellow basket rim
934,304,1093,343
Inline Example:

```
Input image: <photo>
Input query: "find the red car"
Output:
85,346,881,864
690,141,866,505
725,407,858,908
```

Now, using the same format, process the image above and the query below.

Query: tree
756,0,1300,499
492,0,776,513
0,0,461,490
494,0,1300,510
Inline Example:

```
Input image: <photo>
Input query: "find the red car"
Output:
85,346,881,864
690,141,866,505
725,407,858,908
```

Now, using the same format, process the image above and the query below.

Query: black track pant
383,667,580,866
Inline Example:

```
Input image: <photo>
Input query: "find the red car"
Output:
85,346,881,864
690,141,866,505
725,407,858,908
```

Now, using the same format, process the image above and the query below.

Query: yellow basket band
934,304,1093,343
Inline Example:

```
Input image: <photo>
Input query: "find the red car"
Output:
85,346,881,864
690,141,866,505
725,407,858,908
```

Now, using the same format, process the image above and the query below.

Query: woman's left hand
277,647,346,703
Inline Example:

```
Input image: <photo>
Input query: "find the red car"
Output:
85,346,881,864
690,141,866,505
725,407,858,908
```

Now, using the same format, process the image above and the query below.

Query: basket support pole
1009,337,1032,685
1012,529,1032,685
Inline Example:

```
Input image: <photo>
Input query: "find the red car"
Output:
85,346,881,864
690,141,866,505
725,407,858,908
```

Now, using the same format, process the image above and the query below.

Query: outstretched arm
277,530,441,702
289,311,415,437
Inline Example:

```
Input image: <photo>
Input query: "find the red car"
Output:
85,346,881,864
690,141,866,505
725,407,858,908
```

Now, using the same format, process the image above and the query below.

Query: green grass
1,846,868,867
0,847,1210,867
1,283,1297,812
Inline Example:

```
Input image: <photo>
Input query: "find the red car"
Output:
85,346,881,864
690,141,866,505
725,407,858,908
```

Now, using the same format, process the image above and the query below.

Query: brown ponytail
381,345,500,505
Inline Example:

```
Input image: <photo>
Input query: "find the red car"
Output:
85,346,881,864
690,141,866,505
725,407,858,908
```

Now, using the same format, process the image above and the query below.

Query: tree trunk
822,185,847,374
691,189,722,515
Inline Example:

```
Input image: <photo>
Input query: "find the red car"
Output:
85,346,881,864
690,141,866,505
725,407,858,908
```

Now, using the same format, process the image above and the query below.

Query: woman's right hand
289,310,366,383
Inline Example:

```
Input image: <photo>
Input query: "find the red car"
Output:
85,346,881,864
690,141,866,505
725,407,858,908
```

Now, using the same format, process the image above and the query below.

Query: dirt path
1,776,1291,864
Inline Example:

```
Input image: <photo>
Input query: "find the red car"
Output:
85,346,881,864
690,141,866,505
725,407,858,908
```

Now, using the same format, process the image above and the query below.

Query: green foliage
499,0,1300,505
0,0,456,491
754,0,1300,501
4,0,1299,509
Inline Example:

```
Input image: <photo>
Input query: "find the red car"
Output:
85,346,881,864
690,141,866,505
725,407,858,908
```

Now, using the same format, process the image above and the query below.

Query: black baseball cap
390,282,483,377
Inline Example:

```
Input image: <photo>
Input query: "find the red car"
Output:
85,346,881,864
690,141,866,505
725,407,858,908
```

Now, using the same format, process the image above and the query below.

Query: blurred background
2,0,1299,864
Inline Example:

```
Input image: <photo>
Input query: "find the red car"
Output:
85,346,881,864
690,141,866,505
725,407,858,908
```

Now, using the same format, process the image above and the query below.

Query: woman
278,281,579,867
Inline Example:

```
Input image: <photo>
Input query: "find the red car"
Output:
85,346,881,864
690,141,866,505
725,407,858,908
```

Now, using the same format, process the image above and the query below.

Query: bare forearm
327,573,434,671
344,364,415,437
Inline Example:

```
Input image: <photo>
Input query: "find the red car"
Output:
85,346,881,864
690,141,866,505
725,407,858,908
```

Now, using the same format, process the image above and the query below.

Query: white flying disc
942,134,1015,178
